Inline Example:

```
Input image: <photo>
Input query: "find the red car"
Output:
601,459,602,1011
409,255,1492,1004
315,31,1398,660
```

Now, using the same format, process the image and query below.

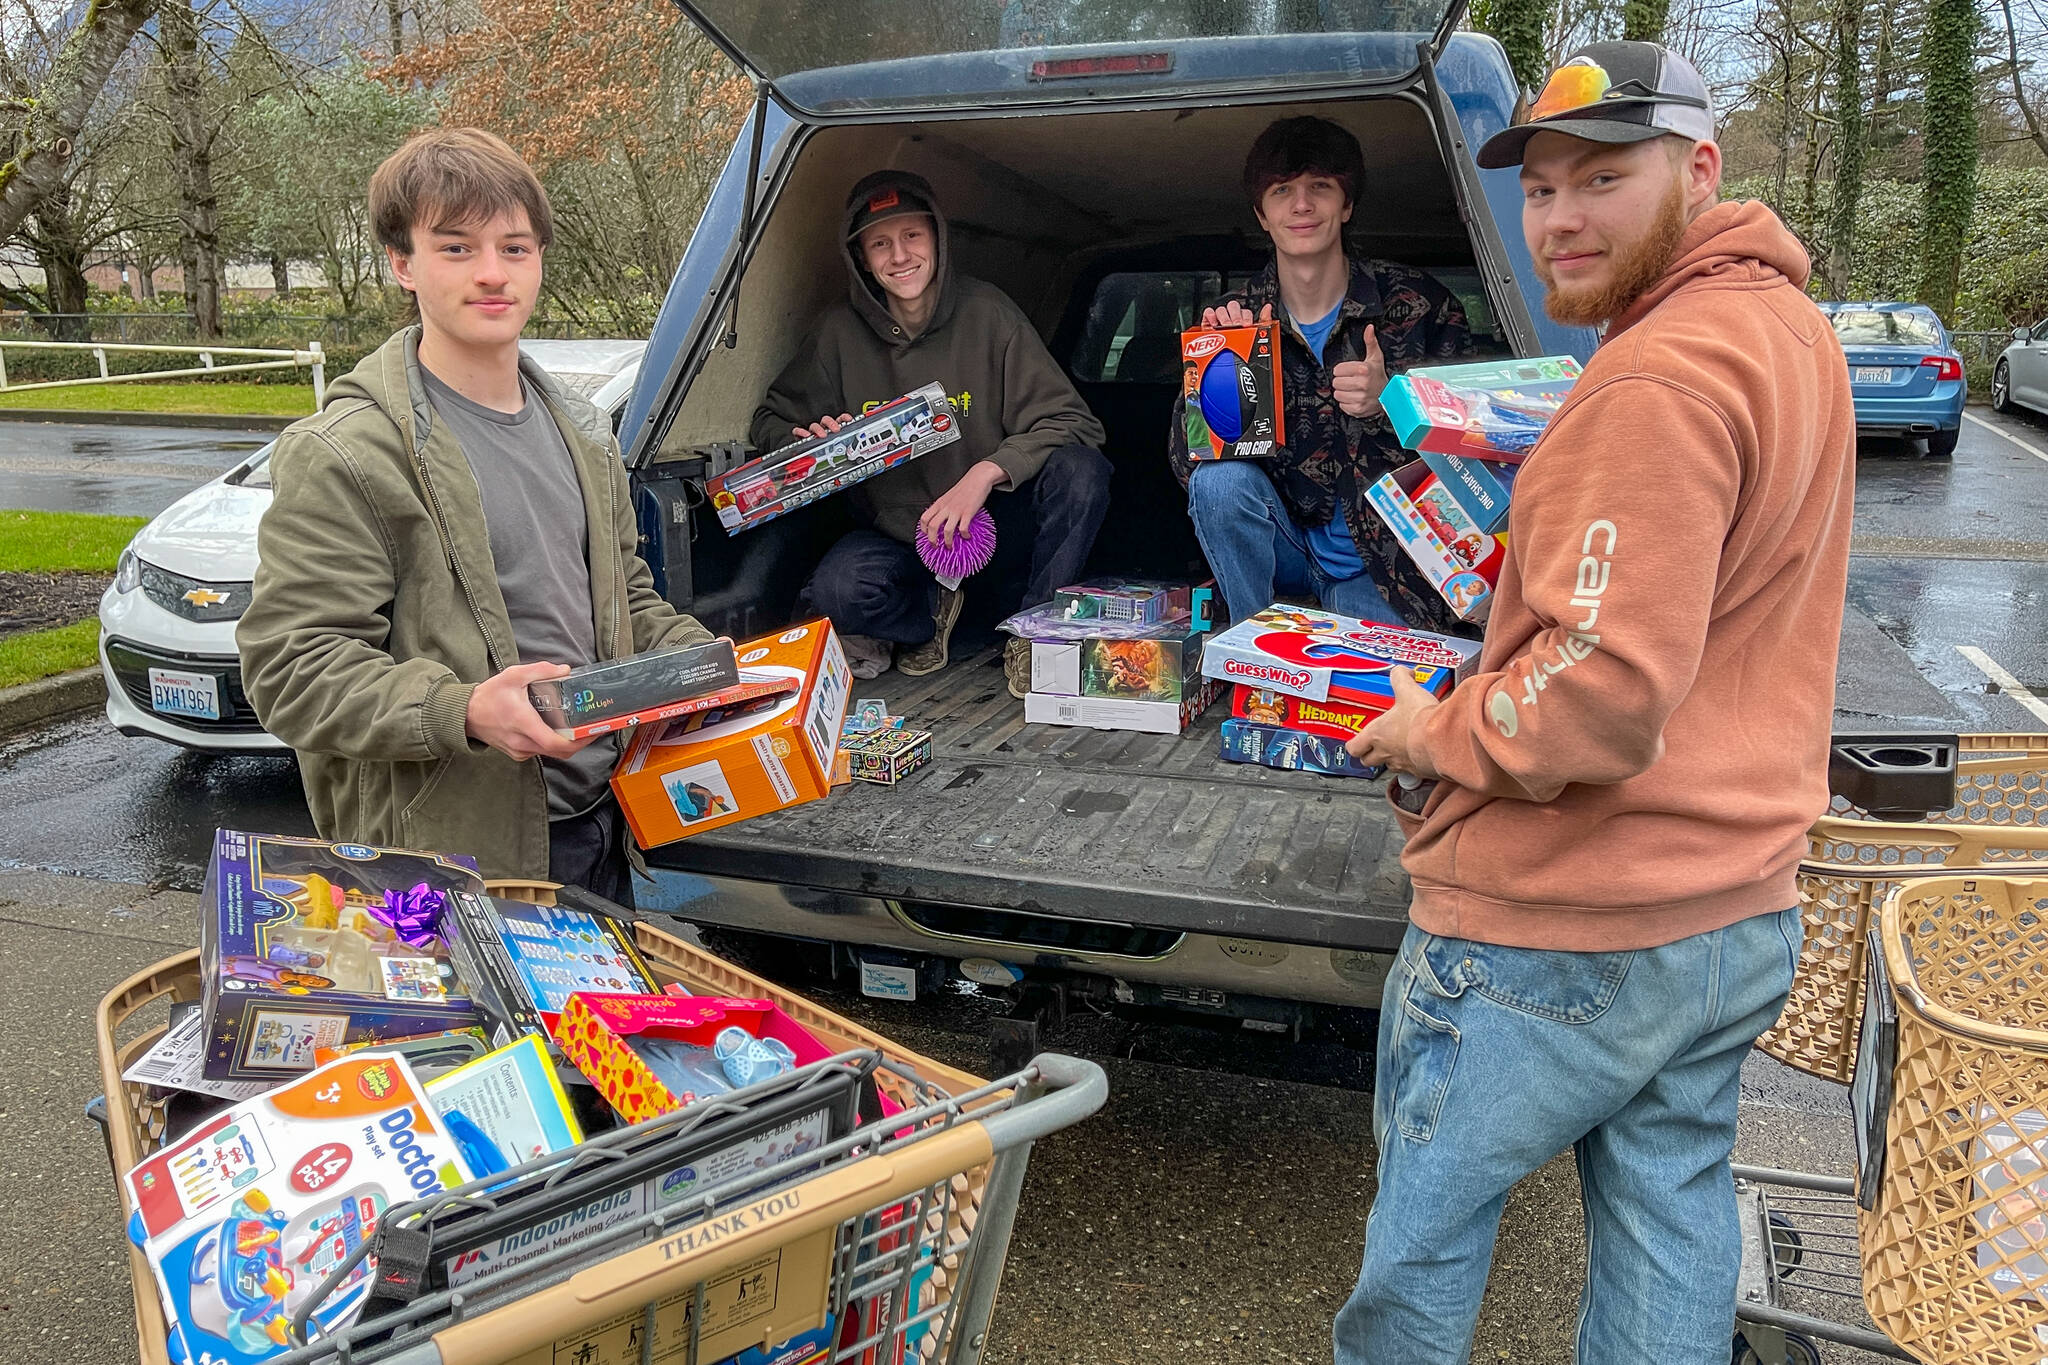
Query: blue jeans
1334,908,1803,1365
1187,460,1403,625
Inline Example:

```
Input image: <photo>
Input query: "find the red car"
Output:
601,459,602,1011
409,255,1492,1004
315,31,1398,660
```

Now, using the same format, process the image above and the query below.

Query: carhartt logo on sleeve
1492,517,1616,734
867,189,900,213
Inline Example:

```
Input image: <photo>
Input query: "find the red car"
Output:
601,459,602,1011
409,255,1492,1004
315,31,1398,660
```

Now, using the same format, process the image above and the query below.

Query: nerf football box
709,383,961,534
1220,718,1381,778
613,620,852,848
201,830,486,1083
1182,324,1284,460
1023,677,1223,735
526,639,776,740
1230,685,1382,739
124,1053,469,1364
1200,606,1480,711
1382,354,1581,463
1417,448,1519,535
1032,625,1207,703
1367,460,1509,624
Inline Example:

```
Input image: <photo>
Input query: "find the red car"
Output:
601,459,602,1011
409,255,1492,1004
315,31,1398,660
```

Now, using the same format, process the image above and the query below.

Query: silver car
1993,318,2048,418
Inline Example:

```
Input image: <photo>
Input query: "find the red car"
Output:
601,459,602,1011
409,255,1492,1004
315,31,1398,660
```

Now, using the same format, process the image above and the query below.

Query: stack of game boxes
1200,605,1483,777
1007,578,1222,735
1371,354,1583,623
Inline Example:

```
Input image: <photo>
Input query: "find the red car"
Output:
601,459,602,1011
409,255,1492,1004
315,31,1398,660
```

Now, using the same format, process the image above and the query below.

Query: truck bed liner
645,645,1416,952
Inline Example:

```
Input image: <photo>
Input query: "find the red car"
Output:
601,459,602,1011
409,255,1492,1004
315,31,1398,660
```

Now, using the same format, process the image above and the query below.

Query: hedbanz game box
526,639,770,740
708,383,961,534
1182,324,1283,460
1230,685,1380,740
1201,606,1480,712
1382,354,1582,462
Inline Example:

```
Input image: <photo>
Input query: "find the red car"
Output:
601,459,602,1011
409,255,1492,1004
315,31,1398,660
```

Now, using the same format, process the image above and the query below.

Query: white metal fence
0,339,326,406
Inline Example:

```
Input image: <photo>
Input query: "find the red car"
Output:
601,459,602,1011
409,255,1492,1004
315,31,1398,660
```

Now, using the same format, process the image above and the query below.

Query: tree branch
1996,0,2048,160
0,0,157,245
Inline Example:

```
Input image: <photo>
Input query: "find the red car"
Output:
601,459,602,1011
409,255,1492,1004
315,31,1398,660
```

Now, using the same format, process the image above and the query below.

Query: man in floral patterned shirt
1168,117,1474,634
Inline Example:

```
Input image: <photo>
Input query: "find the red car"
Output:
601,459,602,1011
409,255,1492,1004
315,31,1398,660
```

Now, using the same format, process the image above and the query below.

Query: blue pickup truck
617,2,1596,1057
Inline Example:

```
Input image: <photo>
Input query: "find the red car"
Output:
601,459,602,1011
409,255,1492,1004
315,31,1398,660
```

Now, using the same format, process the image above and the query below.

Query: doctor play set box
708,383,961,534
1182,323,1284,460
1201,606,1480,713
200,830,486,1083
612,620,852,848
1367,460,1509,624
124,1053,469,1364
1382,354,1580,462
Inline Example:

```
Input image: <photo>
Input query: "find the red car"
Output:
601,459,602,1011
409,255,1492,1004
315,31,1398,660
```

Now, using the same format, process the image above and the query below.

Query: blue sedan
1819,302,1967,458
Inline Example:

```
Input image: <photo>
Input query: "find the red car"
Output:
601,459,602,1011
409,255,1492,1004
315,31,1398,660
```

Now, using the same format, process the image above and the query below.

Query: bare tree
0,0,155,247
1994,0,2048,159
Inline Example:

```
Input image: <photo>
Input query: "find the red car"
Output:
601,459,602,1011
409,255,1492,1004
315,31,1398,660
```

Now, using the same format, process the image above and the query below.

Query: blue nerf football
1182,323,1282,459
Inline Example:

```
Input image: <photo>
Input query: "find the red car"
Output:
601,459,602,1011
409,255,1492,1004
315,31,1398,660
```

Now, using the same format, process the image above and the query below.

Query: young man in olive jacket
238,129,712,896
751,170,1111,694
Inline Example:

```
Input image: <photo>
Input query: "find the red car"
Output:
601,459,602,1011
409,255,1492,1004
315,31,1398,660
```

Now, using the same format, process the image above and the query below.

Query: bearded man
1332,42,1858,1364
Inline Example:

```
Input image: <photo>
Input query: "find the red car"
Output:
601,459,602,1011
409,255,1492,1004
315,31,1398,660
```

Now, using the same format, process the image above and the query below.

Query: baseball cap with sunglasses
1477,41,1716,169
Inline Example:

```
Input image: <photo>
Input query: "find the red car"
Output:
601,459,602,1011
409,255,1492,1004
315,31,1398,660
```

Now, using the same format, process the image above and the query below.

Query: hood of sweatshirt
840,169,957,349
1608,199,1813,340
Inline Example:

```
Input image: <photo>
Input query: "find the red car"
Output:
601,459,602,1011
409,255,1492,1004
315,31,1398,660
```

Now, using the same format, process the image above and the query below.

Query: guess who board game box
1367,460,1509,624
124,1053,469,1364
708,383,961,534
201,830,486,1083
1182,324,1283,460
1382,354,1581,463
1201,606,1480,712
613,620,852,848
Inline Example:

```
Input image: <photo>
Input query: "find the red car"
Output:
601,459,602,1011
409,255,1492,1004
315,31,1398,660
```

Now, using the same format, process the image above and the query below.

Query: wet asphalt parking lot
4,407,2048,1361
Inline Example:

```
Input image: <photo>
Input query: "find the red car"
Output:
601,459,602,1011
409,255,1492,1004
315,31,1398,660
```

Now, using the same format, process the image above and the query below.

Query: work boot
896,585,963,677
1003,637,1032,699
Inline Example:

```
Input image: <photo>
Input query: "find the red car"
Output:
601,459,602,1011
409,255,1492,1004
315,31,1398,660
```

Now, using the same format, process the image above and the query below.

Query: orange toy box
552,991,838,1124
612,619,852,848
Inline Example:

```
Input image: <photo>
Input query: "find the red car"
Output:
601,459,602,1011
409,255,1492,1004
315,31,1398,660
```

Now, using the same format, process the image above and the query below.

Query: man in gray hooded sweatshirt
751,170,1110,694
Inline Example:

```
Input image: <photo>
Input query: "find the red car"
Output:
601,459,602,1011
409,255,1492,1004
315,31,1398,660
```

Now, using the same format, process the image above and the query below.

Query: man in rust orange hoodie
1334,42,1856,1364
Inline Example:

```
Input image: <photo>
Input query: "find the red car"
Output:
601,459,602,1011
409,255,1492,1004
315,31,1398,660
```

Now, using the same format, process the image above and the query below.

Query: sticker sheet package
1381,354,1582,462
1220,718,1381,778
200,830,486,1083
1032,626,1207,702
1023,677,1223,735
709,383,961,534
526,638,779,740
1182,324,1284,460
553,992,836,1125
123,1054,469,1365
1230,685,1383,739
437,890,663,1052
613,620,852,848
1366,460,1509,623
1417,448,1519,535
1201,606,1481,711
841,727,932,785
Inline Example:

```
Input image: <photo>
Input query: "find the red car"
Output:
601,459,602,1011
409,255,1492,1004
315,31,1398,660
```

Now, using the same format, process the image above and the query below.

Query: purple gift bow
372,883,447,950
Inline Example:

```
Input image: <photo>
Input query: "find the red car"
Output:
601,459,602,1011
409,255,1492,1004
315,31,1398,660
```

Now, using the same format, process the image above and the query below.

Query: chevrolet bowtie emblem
183,587,230,607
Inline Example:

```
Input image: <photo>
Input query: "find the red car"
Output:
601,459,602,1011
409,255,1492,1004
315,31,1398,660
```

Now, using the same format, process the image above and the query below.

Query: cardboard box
841,727,932,785
1051,577,1192,626
1023,678,1222,734
1182,324,1283,460
1230,684,1382,737
613,620,852,848
1417,448,1519,535
527,639,799,740
1031,626,1206,702
1201,606,1480,710
708,384,961,534
438,891,664,1054
1382,354,1581,463
1366,460,1508,623
1220,718,1382,778
200,830,486,1083
552,992,838,1125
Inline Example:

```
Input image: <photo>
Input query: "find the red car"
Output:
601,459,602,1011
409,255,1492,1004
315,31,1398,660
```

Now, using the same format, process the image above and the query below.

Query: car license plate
1854,366,1893,384
148,667,221,720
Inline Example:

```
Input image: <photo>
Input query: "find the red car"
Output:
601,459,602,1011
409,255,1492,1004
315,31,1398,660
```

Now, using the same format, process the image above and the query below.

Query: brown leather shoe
896,585,963,677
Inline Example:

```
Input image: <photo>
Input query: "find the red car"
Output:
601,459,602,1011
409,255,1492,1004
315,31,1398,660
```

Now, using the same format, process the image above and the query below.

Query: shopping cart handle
976,1053,1109,1152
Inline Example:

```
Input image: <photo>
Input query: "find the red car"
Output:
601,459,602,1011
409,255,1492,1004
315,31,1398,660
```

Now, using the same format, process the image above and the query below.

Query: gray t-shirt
422,367,617,818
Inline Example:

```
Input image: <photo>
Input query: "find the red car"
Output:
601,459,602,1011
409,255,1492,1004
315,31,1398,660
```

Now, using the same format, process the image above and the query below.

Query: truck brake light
1029,53,1173,80
1919,355,1964,381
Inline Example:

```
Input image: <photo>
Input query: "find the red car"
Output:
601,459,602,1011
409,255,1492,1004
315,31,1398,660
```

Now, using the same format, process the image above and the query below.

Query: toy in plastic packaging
1182,324,1284,459
552,992,837,1124
1367,461,1508,623
524,638,784,740
1051,577,1193,626
437,890,663,1054
123,1053,470,1364
1381,354,1582,462
708,383,961,534
201,830,485,1083
1201,606,1480,711
1220,717,1383,778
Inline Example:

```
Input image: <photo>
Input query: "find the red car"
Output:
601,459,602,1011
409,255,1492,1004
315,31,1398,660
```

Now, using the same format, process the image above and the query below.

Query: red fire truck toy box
1366,460,1509,624
1181,324,1284,460
1201,606,1480,711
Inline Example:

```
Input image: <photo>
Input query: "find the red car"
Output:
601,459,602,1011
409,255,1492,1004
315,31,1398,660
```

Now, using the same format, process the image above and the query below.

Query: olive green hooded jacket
237,328,711,878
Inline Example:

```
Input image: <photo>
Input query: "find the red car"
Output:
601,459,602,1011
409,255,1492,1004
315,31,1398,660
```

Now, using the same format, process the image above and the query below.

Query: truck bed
645,644,1416,952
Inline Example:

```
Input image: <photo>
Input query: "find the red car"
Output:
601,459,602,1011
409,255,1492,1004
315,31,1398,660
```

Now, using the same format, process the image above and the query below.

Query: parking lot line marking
1964,411,2048,464
1956,645,2048,727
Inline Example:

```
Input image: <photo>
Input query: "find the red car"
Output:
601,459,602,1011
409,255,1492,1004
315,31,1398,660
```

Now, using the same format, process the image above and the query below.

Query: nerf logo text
1223,659,1313,690
1184,332,1227,359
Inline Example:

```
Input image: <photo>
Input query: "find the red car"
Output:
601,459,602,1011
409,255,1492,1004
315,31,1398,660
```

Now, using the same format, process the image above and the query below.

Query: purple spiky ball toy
916,509,997,585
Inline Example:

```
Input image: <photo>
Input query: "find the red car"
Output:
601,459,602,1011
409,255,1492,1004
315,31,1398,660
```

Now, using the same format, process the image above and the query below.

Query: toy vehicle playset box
200,830,486,1083
1366,460,1509,624
1202,606,1481,711
438,890,663,1056
1031,624,1208,703
613,620,852,848
1417,448,1519,534
841,727,932,785
123,1052,468,1364
1220,717,1381,778
527,639,792,740
1382,354,1581,462
552,992,838,1125
707,383,961,534
1229,685,1383,740
1182,323,1284,460
1023,677,1223,734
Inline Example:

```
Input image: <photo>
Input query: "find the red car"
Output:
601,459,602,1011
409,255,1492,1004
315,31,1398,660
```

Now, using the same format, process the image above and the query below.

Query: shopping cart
96,911,1107,1365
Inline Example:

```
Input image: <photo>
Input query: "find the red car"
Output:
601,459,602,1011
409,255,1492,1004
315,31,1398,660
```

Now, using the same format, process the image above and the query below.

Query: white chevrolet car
99,340,648,750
